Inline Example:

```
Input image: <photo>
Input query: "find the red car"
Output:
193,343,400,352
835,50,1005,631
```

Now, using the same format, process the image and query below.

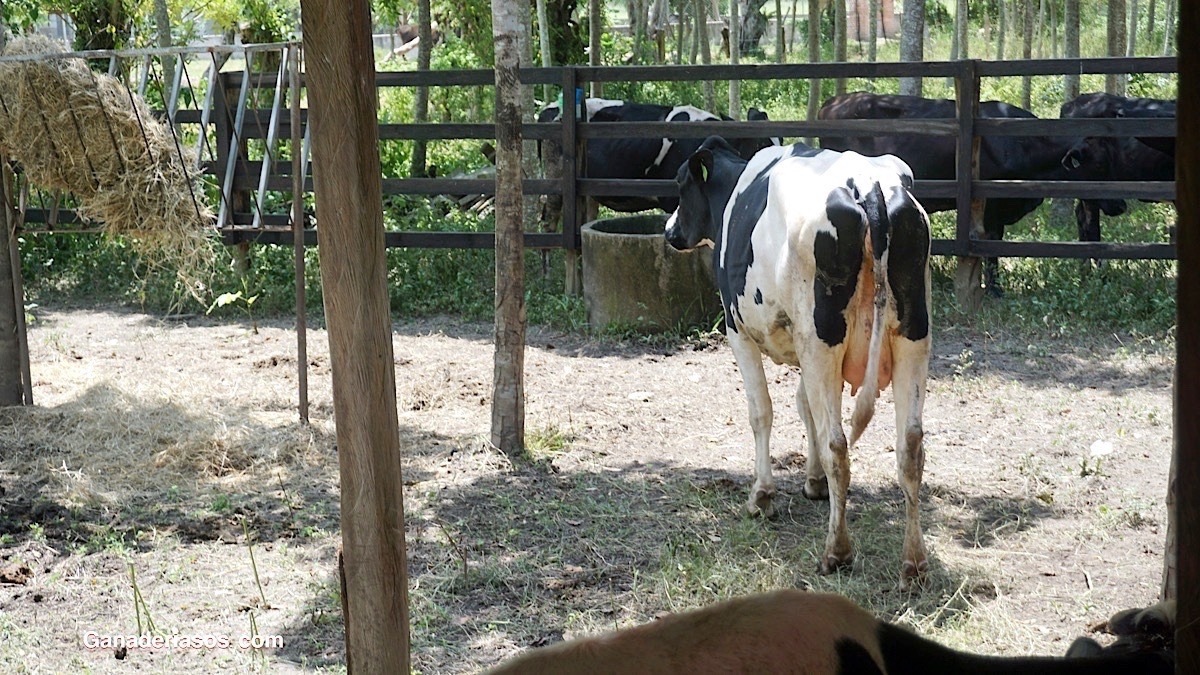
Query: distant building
848,0,900,43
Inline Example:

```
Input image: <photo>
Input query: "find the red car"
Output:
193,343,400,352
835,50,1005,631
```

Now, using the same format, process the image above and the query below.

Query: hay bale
0,36,215,295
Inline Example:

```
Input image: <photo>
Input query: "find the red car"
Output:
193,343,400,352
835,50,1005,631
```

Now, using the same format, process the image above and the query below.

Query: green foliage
432,0,492,66
239,0,298,42
372,0,407,28
55,0,132,52
1,0,43,34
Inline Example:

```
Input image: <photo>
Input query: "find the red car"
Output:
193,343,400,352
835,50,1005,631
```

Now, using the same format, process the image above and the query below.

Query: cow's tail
850,182,890,448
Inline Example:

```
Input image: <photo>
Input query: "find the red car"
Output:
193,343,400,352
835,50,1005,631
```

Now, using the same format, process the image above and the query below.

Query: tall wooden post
953,60,985,313
1175,3,1197,672
493,0,528,454
298,1,411,671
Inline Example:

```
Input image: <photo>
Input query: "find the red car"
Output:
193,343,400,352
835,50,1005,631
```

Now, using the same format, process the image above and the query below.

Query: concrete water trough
581,214,721,333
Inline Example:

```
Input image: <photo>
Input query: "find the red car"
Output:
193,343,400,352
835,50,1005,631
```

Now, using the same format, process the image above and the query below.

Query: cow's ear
689,149,713,182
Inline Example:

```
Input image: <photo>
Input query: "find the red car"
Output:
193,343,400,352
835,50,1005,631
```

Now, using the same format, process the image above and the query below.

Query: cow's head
665,136,741,251
1061,134,1121,176
724,107,781,161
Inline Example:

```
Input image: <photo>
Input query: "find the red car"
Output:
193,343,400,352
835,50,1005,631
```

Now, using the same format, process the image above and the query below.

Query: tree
997,0,1007,60
492,0,526,454
730,0,741,115
1021,0,1032,109
775,0,784,62
805,0,819,123
1065,0,1080,100
408,0,433,178
953,0,968,59
298,0,412,670
899,0,924,96
697,0,715,109
1128,0,1139,55
833,0,846,94
867,0,879,61
1107,0,1127,94
153,0,173,96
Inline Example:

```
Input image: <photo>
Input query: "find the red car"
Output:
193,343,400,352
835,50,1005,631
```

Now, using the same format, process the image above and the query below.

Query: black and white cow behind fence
1059,93,1177,244
817,92,1116,296
664,136,932,586
537,99,779,232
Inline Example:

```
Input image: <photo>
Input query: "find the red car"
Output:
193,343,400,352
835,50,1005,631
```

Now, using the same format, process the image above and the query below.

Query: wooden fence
10,46,1178,306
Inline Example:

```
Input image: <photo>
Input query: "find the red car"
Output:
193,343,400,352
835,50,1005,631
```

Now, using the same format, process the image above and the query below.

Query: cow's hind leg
796,373,828,500
891,335,931,589
728,331,776,518
802,354,852,573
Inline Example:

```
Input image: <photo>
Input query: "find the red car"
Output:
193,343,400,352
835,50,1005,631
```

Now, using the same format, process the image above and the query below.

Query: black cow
1060,93,1176,243
818,92,1112,294
537,98,778,215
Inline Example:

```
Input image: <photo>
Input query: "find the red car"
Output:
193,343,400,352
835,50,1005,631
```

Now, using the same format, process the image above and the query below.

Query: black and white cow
1059,93,1176,244
537,98,778,214
484,589,1175,674
818,92,1114,294
664,136,932,584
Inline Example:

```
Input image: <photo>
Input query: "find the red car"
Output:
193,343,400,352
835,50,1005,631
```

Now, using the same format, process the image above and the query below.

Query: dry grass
0,36,215,300
0,307,1173,674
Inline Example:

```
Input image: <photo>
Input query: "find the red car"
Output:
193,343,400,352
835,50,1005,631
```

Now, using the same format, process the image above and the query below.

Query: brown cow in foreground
484,589,1173,675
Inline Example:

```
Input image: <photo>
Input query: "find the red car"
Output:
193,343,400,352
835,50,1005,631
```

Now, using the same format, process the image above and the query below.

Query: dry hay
0,36,216,298
0,387,330,508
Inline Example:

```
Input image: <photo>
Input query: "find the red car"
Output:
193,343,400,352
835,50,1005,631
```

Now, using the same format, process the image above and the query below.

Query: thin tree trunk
868,0,879,61
590,0,603,96
776,0,785,61
1065,0,1080,99
1163,0,1174,55
899,0,924,96
678,0,687,63
298,1,411,671
493,0,527,454
410,0,432,176
955,0,968,59
153,0,174,93
692,0,702,63
699,0,716,110
1129,0,1140,55
998,0,1008,60
1022,0,1033,109
1036,0,1046,58
730,0,741,116
834,0,847,94
519,0,539,233
1107,0,1127,94
1147,0,1157,51
1051,0,1058,58
537,0,552,102
807,0,821,121
789,0,799,52
982,4,992,59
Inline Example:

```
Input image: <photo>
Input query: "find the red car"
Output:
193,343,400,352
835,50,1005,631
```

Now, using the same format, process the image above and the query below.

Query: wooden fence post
299,0,412,670
953,59,985,313
1175,3,1197,671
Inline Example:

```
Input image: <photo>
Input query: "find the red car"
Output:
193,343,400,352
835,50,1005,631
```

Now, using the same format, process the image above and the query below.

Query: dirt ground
0,306,1174,673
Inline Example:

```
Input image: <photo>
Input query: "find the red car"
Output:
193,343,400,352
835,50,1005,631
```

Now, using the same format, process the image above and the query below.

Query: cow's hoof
803,477,829,500
898,559,929,590
745,489,776,519
819,551,854,575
